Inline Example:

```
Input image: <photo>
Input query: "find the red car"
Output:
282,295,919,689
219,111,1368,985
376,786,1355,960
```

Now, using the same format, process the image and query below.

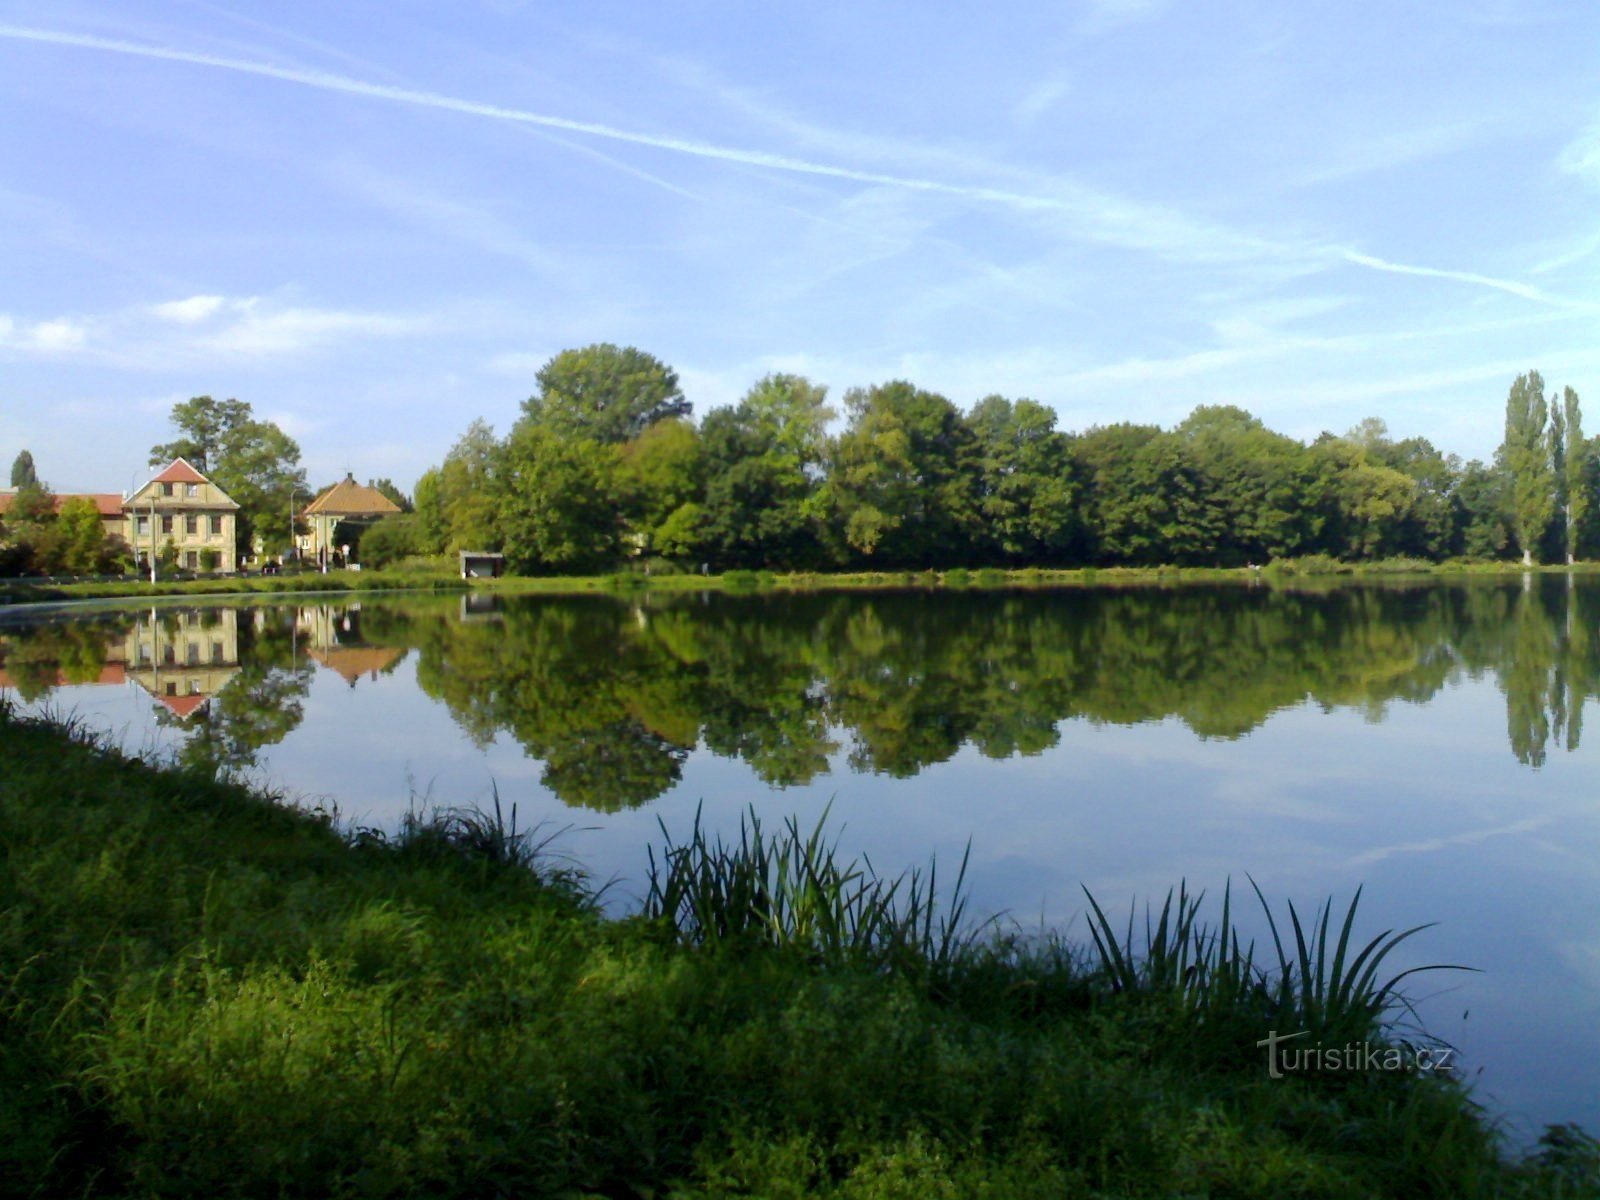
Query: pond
2,578,1597,1141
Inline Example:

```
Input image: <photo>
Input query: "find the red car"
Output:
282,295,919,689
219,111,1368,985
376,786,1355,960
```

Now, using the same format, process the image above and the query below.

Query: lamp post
288,487,301,568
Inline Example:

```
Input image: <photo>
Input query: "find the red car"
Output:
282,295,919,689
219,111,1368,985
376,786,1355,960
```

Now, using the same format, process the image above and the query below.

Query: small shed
459,551,506,579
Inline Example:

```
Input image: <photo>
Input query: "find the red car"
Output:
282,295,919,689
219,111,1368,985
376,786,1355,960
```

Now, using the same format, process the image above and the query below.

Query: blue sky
3,1,1598,493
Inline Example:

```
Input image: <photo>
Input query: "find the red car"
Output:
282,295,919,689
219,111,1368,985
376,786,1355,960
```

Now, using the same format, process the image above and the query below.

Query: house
124,459,241,573
0,489,126,538
297,475,401,565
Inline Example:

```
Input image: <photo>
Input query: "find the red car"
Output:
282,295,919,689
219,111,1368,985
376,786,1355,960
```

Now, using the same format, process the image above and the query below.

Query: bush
358,514,425,570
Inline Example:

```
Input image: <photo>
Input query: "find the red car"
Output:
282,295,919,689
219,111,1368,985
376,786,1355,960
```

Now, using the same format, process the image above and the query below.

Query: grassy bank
7,554,1600,609
1,707,1594,1197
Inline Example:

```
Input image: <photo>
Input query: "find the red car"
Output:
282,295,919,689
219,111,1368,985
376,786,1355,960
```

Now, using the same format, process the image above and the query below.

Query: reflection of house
125,459,241,573
297,476,400,565
124,608,240,718
294,604,404,687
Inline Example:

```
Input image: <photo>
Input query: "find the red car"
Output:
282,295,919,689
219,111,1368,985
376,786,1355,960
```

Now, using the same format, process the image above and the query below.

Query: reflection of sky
7,638,1597,1146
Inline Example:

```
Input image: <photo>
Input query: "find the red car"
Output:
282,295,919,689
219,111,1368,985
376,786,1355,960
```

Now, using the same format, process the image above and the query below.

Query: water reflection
3,578,1598,806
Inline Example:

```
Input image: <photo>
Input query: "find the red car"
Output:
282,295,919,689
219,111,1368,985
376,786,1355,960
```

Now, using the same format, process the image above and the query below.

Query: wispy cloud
1338,249,1597,310
3,18,1576,311
0,314,88,353
153,294,226,324
0,294,444,367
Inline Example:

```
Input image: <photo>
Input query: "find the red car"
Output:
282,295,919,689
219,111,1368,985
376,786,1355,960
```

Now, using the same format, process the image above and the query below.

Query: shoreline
4,556,1599,616
2,703,1594,1196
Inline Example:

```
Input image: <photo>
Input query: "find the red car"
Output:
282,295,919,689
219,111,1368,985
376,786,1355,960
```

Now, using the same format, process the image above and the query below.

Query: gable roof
130,460,239,509
152,458,208,484
303,475,402,518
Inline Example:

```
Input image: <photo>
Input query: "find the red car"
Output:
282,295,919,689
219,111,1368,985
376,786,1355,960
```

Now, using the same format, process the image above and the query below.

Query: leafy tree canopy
521,344,689,445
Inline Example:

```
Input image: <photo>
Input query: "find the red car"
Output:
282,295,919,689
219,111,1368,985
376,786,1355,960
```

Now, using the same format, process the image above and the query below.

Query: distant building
125,459,241,573
297,475,401,566
1,458,241,573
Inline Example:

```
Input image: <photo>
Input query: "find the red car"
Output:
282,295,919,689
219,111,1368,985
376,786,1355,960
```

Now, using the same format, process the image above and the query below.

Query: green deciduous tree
700,374,833,568
56,497,107,575
9,450,38,489
150,396,307,557
1500,371,1556,565
495,424,623,573
1562,387,1587,563
521,344,690,444
817,381,982,566
969,395,1080,562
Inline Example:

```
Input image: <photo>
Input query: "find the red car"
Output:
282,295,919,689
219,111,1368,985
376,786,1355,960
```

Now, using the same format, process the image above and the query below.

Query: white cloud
153,294,226,324
1,295,445,367
0,314,87,352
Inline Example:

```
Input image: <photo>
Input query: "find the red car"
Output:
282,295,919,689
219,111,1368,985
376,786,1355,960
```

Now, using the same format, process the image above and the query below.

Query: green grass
0,703,1594,1197
10,557,1600,609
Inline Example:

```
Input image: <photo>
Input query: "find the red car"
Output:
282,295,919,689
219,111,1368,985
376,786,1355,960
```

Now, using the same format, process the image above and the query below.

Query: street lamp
288,487,301,567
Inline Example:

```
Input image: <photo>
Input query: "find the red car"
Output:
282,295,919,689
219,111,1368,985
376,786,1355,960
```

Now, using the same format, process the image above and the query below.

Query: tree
816,381,982,566
9,450,38,488
700,374,833,568
149,397,254,472
494,423,623,572
368,478,413,513
1562,387,1587,563
56,497,107,575
969,395,1079,562
521,344,690,445
415,420,502,553
617,418,705,557
150,396,306,557
1500,371,1556,566
356,514,425,569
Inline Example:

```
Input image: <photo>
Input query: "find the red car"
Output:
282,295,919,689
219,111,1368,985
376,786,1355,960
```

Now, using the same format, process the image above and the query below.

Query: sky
2,1,1599,494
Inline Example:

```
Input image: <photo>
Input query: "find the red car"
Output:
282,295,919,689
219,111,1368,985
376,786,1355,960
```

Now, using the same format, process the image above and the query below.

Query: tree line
381,346,1595,572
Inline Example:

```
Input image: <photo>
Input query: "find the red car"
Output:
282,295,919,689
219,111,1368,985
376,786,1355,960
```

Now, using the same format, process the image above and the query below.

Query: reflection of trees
404,583,1597,812
0,619,127,701
163,610,313,777
9,580,1600,806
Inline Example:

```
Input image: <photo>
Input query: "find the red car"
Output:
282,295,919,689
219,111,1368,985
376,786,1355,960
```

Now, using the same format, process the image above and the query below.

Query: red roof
0,492,124,518
155,693,209,718
152,458,208,485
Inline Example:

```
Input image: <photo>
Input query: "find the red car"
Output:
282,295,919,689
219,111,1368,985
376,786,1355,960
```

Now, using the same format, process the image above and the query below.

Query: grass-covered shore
5,554,1600,610
2,706,1595,1197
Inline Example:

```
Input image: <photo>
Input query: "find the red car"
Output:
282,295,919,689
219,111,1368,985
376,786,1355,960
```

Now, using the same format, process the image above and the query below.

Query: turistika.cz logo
1255,1029,1458,1079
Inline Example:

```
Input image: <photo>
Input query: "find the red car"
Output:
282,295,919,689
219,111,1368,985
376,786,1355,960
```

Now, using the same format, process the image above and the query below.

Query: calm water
3,580,1597,1140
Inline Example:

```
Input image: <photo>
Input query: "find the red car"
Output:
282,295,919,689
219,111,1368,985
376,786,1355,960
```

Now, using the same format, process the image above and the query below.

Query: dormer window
162,483,173,497
185,483,198,498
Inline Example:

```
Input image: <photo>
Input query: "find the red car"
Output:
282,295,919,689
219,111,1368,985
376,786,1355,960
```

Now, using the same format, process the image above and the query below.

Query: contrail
1340,250,1589,310
0,22,1581,308
0,24,1072,212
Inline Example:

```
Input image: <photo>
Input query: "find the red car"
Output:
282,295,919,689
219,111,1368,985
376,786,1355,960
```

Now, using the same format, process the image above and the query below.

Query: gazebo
297,475,401,567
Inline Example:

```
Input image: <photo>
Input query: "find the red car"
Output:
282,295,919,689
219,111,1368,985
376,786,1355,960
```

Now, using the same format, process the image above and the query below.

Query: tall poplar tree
1501,371,1555,566
1562,386,1587,563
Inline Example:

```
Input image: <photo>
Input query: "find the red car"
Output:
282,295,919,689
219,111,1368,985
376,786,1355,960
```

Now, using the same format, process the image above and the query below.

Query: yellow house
125,459,241,573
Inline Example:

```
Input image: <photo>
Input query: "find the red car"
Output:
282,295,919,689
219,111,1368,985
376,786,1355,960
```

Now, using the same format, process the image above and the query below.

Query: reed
643,804,978,979
1080,877,1472,1043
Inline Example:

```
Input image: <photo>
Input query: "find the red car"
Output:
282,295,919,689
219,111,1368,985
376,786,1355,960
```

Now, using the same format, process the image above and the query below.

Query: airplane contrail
0,22,1583,308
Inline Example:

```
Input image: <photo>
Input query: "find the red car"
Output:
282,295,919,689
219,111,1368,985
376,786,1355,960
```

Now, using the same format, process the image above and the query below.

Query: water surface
3,579,1597,1140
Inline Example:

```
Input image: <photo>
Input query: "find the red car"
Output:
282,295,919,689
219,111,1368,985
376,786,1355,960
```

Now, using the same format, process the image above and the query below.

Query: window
162,482,173,497
166,682,177,697
185,483,198,498
186,642,200,665
163,645,175,665
189,680,202,695
209,515,221,537
211,641,224,663
185,550,199,570
161,516,173,535
136,516,149,536
186,515,198,536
